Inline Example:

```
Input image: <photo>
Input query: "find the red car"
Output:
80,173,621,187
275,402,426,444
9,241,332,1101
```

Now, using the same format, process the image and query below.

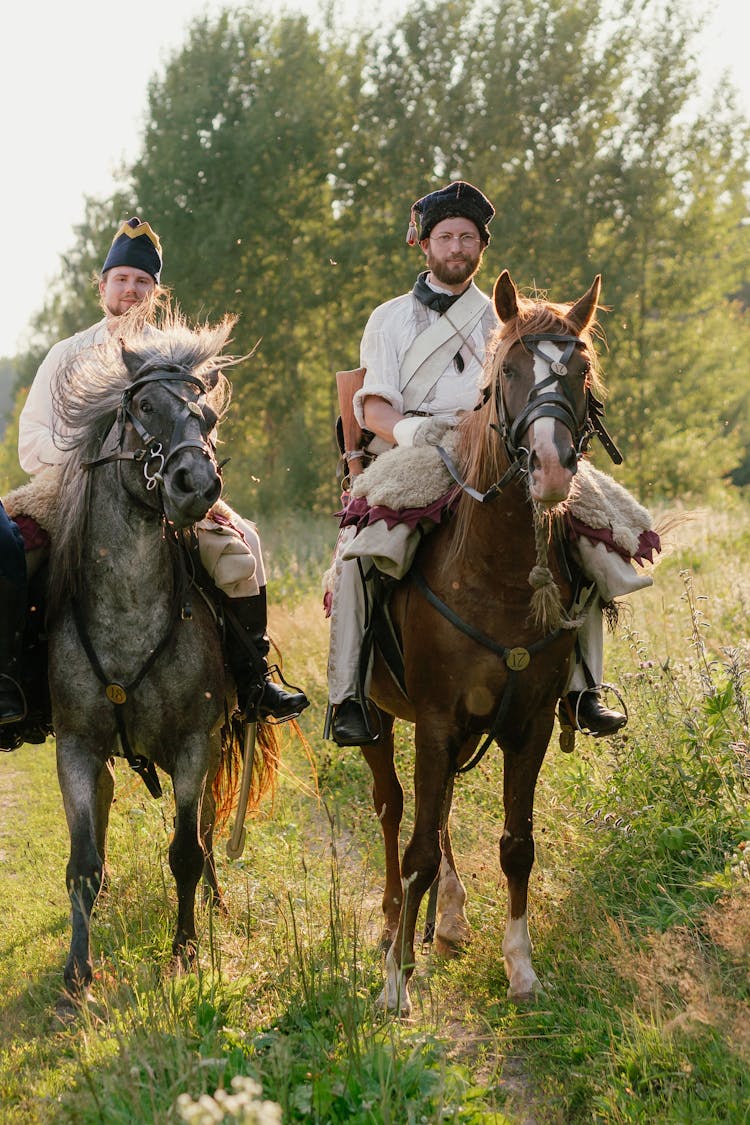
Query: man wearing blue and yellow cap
19,217,164,469
17,216,307,724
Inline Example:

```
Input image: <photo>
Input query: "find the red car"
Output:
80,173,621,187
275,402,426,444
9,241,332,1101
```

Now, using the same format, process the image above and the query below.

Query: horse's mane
446,293,605,566
50,306,238,615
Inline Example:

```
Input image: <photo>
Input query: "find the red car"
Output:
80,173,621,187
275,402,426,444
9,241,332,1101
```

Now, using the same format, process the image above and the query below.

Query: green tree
132,9,357,514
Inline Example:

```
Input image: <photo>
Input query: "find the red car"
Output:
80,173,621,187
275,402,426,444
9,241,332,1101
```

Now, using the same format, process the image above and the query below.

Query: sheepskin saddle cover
3,467,64,536
351,436,653,555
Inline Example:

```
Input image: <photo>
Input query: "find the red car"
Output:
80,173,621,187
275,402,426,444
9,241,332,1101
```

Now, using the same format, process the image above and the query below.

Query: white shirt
353,280,495,433
18,318,110,474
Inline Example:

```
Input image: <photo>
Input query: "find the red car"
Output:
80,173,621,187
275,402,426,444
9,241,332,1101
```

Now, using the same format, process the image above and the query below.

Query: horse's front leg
380,721,453,1017
360,713,401,948
500,714,553,1000
170,740,211,967
57,738,111,1001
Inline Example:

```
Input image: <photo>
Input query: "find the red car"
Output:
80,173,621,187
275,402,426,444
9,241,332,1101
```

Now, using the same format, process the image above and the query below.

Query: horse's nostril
173,467,193,495
564,446,578,472
205,477,221,504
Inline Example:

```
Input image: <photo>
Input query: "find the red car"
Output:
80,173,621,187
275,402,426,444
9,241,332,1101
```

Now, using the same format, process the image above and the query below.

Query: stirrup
0,674,27,727
258,664,309,725
561,682,628,739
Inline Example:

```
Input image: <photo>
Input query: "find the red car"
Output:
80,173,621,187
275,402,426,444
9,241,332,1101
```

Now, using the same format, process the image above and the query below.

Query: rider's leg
327,548,373,745
196,513,308,721
0,505,27,725
562,596,626,735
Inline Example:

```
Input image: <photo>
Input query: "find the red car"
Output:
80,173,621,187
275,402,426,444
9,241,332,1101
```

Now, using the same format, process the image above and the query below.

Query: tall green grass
0,505,748,1122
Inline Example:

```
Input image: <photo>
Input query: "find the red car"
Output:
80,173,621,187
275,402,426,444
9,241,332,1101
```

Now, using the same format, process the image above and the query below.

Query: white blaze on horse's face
527,342,578,508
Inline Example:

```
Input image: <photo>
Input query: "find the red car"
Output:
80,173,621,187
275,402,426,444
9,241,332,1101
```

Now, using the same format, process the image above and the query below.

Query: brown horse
361,269,605,1014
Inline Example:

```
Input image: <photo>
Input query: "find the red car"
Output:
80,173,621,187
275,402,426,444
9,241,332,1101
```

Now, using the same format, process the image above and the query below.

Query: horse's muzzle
162,452,222,526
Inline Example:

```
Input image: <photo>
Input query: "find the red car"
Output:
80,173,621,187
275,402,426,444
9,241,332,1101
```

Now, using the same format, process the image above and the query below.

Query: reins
72,365,220,797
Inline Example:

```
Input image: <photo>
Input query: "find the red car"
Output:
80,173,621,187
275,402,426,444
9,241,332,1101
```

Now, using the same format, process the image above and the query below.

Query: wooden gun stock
336,367,366,477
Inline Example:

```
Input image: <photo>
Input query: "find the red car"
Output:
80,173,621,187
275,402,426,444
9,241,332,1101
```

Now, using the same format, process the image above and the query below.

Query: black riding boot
0,576,27,726
560,689,626,736
224,587,309,721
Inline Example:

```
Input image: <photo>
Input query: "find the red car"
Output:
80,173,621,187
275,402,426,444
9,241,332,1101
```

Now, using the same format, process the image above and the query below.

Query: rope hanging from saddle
528,506,568,633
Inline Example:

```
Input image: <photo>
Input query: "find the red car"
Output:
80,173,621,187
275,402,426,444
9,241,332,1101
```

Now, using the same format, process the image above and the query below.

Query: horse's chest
50,605,225,737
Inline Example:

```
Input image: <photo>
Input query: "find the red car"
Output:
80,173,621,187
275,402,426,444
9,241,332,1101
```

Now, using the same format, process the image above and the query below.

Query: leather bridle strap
410,568,564,774
70,596,186,799
436,441,523,503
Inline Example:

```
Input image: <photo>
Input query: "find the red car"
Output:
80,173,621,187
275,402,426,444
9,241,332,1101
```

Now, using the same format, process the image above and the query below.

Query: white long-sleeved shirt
353,280,496,437
18,318,110,475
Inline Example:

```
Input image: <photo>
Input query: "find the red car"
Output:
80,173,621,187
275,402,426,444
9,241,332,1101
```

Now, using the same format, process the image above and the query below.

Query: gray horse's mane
50,308,237,616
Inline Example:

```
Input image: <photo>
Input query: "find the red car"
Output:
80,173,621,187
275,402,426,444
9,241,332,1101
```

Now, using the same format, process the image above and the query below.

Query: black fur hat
407,181,494,246
101,217,162,281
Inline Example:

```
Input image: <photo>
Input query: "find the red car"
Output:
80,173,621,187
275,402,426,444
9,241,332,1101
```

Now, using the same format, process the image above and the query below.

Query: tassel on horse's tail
528,508,564,633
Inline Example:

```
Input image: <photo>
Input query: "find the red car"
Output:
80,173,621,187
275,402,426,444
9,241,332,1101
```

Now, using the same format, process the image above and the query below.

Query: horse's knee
499,830,534,881
169,836,204,888
402,843,441,900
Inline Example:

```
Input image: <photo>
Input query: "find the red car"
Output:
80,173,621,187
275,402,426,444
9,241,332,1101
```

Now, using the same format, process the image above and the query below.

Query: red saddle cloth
13,514,50,552
338,490,457,535
565,514,661,566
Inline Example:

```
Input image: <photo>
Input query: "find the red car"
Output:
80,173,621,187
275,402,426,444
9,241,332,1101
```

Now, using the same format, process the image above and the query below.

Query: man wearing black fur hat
16,216,308,724
327,180,629,746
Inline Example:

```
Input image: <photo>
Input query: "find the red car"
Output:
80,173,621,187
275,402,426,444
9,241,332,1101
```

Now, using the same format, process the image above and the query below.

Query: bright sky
1,0,747,358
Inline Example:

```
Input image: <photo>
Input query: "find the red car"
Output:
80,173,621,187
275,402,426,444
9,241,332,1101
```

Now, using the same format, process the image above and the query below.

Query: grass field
0,504,748,1123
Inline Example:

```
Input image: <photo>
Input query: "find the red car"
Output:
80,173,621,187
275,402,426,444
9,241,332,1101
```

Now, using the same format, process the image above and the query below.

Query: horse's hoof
433,918,472,957
432,935,469,958
375,986,413,1020
54,986,95,1025
54,995,79,1026
507,980,545,1003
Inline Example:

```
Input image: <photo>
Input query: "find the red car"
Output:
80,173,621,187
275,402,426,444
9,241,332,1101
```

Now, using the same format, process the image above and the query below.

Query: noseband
500,333,590,464
83,364,221,495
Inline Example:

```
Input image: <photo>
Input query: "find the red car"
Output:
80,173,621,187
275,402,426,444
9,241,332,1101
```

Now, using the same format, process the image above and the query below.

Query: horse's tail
211,711,283,832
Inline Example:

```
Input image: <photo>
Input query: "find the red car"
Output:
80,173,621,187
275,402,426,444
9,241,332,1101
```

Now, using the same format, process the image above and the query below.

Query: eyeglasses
429,233,482,248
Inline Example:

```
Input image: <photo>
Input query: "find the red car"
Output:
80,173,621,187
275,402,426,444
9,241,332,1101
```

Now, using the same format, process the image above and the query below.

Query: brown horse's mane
445,293,605,567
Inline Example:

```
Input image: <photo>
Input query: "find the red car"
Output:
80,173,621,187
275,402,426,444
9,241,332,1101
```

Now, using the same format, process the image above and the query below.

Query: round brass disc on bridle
106,683,128,704
506,647,531,671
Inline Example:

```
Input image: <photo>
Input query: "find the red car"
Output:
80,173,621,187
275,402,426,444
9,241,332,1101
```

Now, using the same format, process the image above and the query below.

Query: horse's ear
568,275,602,333
493,270,518,323
120,339,141,378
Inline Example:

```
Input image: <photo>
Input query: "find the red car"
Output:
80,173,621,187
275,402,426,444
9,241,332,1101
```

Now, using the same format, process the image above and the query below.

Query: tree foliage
3,0,748,510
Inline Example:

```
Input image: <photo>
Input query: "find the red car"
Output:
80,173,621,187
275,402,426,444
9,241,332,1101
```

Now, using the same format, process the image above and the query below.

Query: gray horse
44,313,276,1004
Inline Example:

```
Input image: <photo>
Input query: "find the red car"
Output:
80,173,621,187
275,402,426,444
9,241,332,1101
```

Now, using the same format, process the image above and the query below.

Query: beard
426,247,483,288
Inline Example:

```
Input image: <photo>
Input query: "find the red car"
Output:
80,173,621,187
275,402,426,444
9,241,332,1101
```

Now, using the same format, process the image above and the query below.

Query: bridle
438,331,622,502
500,333,591,464
82,363,222,501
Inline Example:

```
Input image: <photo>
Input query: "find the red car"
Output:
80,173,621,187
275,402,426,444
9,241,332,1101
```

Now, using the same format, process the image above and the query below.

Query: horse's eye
139,398,154,415
501,363,514,378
